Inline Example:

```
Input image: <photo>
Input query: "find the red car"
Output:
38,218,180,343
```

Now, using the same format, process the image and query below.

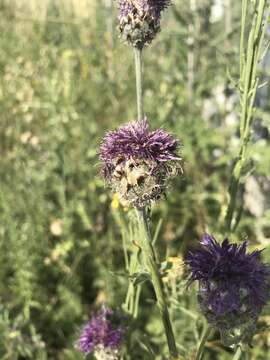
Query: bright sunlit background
0,1,270,359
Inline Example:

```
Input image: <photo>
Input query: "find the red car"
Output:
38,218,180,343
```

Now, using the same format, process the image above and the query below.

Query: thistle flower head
100,118,181,207
185,234,270,345
79,306,125,359
101,117,179,165
118,0,171,48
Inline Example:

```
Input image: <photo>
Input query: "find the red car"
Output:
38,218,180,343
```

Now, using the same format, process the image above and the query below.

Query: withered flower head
100,118,181,208
118,0,171,48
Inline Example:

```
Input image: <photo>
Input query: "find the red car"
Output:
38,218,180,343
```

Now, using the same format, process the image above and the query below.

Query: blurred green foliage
0,0,270,359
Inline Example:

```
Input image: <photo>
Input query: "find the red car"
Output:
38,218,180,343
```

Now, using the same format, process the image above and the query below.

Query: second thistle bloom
79,306,125,360
100,118,181,208
185,234,270,345
118,0,171,48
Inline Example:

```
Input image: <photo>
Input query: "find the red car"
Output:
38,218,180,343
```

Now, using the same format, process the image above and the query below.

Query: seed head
100,118,181,208
78,306,125,358
185,234,270,345
118,0,171,48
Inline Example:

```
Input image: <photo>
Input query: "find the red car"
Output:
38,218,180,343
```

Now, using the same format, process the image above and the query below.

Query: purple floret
185,234,270,343
100,117,180,175
79,306,124,355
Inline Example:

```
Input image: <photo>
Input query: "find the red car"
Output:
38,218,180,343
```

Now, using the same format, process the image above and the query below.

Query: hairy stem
137,207,178,359
134,47,144,120
195,326,212,360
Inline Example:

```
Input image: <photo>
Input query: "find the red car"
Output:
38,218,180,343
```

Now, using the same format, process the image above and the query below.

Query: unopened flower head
79,306,125,359
100,118,181,208
185,234,270,345
118,0,171,48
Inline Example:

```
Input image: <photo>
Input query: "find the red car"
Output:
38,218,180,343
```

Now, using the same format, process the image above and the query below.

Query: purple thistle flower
79,306,125,358
100,118,181,207
118,0,172,48
185,234,270,345
101,117,179,166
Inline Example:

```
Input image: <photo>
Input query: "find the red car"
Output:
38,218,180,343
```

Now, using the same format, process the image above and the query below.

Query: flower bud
118,0,171,48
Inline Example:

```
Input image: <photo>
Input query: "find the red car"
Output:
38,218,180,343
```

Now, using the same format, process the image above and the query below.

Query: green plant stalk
225,0,269,232
124,249,142,318
134,42,178,359
122,47,144,318
117,210,142,318
134,47,144,120
195,326,212,360
137,207,178,359
239,0,248,76
232,345,243,360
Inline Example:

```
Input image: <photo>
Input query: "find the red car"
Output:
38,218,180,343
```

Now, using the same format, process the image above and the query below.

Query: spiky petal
100,118,179,166
185,234,270,345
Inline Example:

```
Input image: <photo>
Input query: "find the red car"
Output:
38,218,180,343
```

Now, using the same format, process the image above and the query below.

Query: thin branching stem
225,0,269,232
134,47,144,120
136,207,178,359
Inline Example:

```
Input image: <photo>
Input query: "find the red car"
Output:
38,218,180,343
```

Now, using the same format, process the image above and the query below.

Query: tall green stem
134,47,144,120
195,326,212,360
136,207,178,359
225,0,269,232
